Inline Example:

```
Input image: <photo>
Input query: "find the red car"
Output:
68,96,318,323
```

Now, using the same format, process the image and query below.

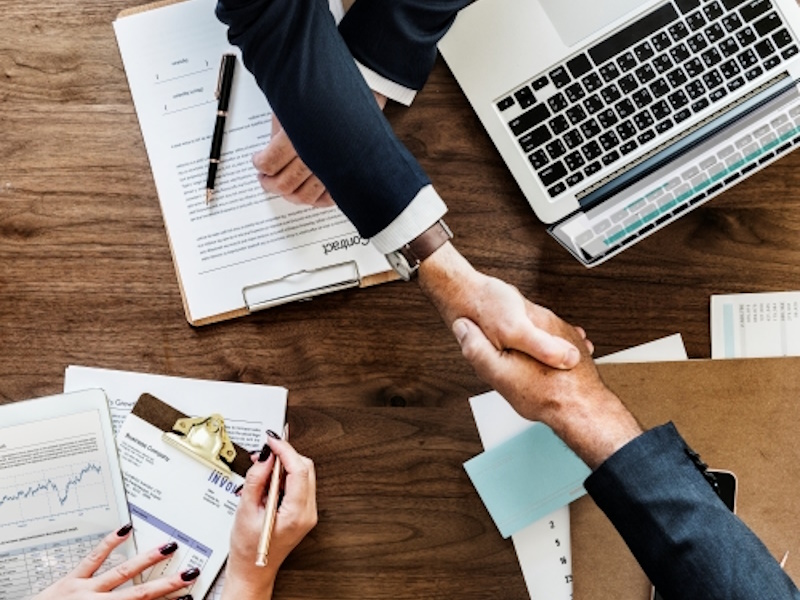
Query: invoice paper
117,401,244,600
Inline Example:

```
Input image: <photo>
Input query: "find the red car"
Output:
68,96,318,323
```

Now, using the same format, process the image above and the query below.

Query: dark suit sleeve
215,0,432,239
338,0,474,90
585,423,799,600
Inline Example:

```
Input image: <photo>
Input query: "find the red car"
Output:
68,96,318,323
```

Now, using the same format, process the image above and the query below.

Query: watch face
386,251,414,281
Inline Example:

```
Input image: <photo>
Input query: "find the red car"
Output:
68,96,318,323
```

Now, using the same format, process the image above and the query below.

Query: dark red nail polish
181,567,201,582
159,541,178,555
116,523,133,537
266,429,280,440
258,443,271,462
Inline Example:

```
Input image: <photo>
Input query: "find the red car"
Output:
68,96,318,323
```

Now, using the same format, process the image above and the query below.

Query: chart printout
0,402,132,599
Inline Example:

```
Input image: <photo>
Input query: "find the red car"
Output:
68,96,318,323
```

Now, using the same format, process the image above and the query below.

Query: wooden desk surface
2,2,800,598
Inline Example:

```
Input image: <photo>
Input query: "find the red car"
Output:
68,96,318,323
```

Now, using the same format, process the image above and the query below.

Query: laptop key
550,66,572,88
584,161,602,176
616,98,636,118
652,32,672,51
519,125,552,152
687,11,707,31
669,22,690,41
702,47,723,66
668,90,689,109
687,34,708,54
684,57,705,77
710,87,728,102
674,108,692,123
651,78,671,98
547,182,567,198
703,1,724,21
497,96,515,111
634,41,656,62
667,67,688,88
580,118,602,139
598,108,619,128
548,93,569,113
599,131,620,150
764,55,781,69
738,48,758,68
567,105,587,125
602,150,621,165
653,55,674,73
773,29,793,49
582,140,603,160
532,76,549,91
566,172,585,187
703,69,724,88
782,45,799,60
567,54,593,78
585,95,604,114
601,84,622,104
546,139,567,159
719,59,740,78
528,149,549,169
676,0,700,14
670,43,691,63
617,120,637,140
705,24,725,45
600,62,621,82
736,27,757,47
633,88,654,108
617,52,638,72
652,100,672,119
745,66,763,80
727,76,745,91
514,86,536,109
583,72,603,92
634,110,655,130
620,140,638,155
754,39,775,57
656,118,675,133
564,129,584,149
509,103,551,136
539,161,568,186
550,115,570,135
692,98,710,112
638,129,656,144
741,0,772,22
722,14,743,32
565,82,586,103
753,13,780,37
618,74,639,94
720,38,739,57
721,0,747,10
636,63,657,84
564,151,585,171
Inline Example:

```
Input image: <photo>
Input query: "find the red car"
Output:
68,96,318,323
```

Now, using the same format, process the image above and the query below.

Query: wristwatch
385,219,453,281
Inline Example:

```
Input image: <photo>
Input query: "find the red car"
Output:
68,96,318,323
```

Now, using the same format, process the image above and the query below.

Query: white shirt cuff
355,61,418,107
369,185,448,254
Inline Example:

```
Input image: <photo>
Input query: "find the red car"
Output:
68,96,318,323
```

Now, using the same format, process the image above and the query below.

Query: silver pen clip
215,54,230,100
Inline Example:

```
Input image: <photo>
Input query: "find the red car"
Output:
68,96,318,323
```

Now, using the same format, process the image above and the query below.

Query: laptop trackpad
539,0,647,47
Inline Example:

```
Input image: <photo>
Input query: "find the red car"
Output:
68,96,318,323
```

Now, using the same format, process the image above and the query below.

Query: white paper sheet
711,291,800,358
469,333,688,599
113,0,389,323
64,365,287,599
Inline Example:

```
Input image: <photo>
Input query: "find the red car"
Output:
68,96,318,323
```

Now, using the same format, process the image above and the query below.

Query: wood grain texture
2,0,800,597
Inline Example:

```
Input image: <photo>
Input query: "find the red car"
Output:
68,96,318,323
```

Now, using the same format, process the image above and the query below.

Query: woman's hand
221,432,318,600
33,524,199,600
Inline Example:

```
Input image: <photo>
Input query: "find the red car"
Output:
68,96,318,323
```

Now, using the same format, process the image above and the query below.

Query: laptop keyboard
497,0,799,199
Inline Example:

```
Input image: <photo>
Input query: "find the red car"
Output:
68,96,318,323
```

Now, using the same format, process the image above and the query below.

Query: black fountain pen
206,53,236,203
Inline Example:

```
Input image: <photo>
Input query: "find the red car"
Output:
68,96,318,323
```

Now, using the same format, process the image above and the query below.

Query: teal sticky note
464,423,590,538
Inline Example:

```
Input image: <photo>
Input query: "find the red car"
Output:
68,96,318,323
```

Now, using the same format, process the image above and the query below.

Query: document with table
113,0,393,325
0,390,134,599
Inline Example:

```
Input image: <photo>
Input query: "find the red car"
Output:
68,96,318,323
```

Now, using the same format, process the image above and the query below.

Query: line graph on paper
0,462,110,527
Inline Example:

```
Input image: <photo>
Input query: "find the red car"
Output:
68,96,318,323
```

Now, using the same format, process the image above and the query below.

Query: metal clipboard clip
242,260,361,312
163,413,237,475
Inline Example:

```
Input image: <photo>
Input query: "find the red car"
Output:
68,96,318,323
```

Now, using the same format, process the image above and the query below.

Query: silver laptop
439,0,800,266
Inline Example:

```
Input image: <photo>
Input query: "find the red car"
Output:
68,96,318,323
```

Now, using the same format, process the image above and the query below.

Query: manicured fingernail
266,429,280,440
116,523,133,537
159,541,178,555
181,567,201,582
258,443,271,462
233,483,243,494
452,319,468,345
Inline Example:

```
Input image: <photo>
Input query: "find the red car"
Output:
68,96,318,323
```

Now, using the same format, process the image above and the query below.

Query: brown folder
572,357,800,598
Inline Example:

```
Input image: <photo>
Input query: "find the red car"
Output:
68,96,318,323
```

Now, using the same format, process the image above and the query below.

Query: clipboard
118,393,257,598
114,0,398,327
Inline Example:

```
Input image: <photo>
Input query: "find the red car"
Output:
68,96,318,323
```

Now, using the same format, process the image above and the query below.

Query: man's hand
452,312,643,469
253,92,388,208
418,242,585,370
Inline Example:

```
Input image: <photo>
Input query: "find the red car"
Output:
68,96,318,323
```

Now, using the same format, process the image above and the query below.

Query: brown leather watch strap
400,220,453,268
